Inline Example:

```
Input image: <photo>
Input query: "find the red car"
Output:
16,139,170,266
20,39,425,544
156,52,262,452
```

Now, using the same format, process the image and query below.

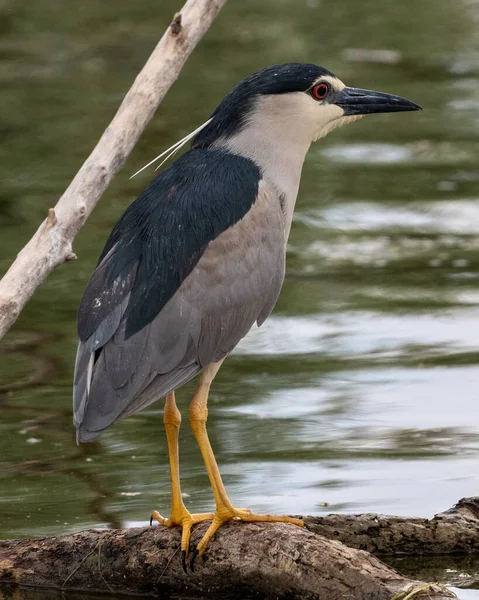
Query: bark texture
304,497,479,556
0,0,227,340
0,523,449,600
2,498,477,599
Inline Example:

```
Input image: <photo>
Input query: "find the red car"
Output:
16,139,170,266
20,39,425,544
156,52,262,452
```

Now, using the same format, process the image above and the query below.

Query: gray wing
74,182,285,442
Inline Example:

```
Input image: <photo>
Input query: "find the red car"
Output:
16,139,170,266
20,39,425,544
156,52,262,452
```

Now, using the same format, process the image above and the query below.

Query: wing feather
74,162,284,442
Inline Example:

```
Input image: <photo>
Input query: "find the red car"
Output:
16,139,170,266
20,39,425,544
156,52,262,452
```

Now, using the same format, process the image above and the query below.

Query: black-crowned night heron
74,63,421,569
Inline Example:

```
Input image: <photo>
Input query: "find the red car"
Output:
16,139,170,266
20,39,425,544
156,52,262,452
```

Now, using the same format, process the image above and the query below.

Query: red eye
311,82,330,100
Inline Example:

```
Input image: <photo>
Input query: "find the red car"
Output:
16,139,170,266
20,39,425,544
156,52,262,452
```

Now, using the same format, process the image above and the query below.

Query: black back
78,148,261,341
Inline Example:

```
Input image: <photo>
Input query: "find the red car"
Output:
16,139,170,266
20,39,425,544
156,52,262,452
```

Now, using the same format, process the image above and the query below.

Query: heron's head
192,63,421,148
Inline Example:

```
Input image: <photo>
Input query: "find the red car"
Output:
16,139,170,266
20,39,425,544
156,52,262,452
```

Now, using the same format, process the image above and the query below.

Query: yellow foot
190,507,304,570
150,508,214,572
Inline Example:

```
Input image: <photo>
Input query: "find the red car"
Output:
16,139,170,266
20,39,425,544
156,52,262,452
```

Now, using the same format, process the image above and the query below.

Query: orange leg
150,392,214,570
188,361,303,564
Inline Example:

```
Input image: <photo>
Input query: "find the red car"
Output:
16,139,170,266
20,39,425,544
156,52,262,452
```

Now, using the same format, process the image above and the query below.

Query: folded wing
74,149,285,442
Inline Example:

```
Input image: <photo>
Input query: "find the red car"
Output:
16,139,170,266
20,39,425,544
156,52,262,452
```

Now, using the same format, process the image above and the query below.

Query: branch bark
0,0,227,340
303,496,479,555
0,524,451,600
1,498,477,599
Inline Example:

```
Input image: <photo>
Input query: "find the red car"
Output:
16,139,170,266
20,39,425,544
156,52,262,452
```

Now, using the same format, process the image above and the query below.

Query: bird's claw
188,507,304,566
149,507,214,573
189,548,199,572
150,505,302,571
181,549,188,574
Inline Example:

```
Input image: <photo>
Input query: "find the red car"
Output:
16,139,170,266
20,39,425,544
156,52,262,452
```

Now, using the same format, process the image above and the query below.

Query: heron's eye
311,82,330,101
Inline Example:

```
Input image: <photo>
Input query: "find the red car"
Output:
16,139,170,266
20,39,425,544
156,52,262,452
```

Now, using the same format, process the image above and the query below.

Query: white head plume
130,118,213,179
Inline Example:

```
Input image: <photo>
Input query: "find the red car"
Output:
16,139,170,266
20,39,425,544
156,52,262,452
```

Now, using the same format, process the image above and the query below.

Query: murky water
1,0,479,598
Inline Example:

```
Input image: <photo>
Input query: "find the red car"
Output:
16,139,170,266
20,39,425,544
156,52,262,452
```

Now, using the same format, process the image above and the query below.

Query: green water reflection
1,0,479,597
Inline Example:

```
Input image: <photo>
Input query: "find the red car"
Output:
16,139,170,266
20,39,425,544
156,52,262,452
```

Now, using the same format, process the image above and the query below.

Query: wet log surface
1,498,477,600
304,497,479,555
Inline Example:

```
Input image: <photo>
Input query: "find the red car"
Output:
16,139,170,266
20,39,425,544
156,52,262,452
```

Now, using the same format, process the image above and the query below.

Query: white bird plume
130,118,213,179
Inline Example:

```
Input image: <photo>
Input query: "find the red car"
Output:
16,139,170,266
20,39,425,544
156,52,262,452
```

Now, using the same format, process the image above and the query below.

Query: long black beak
335,87,422,115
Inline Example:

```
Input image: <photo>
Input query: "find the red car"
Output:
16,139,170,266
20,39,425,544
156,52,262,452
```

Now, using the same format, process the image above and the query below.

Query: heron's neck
213,98,313,237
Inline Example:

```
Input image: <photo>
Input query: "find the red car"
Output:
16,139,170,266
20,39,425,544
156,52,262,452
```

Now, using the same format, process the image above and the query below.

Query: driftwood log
1,498,478,599
0,0,227,340
303,497,479,555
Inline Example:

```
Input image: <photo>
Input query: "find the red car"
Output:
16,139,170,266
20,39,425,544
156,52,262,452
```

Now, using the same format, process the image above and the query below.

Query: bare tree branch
0,0,227,340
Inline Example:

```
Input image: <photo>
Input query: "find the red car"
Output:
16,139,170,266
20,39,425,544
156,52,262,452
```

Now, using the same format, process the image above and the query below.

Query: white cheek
312,103,344,140
314,107,364,141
